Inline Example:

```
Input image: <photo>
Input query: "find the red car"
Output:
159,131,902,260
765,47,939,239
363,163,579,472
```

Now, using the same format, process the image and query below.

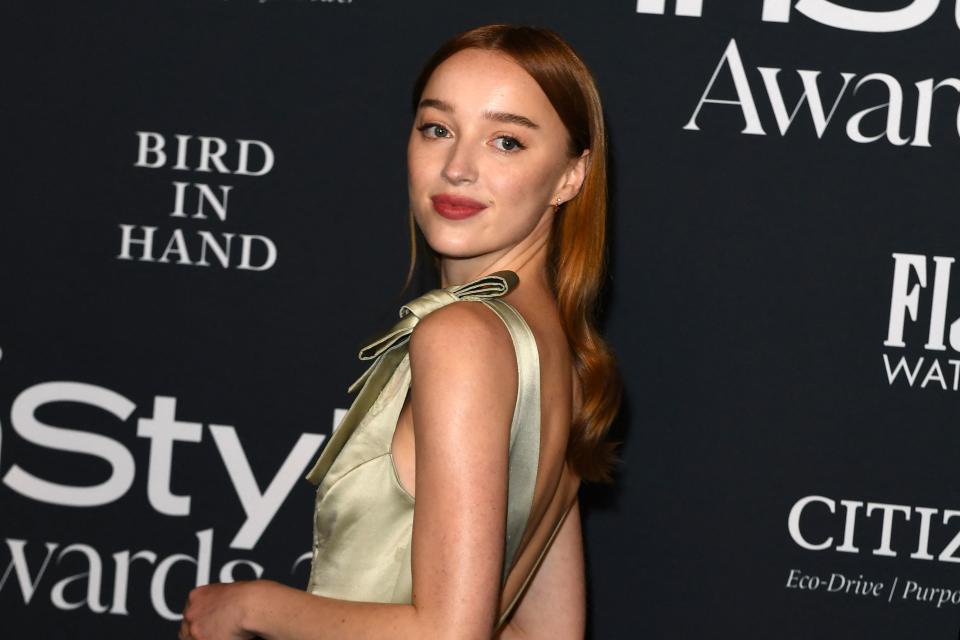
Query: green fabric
304,270,542,627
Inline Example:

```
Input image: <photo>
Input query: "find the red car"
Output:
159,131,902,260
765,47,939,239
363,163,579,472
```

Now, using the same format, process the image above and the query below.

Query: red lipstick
430,194,488,220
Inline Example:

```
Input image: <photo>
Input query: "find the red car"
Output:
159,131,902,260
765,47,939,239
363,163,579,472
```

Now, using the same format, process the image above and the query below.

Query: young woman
179,24,621,640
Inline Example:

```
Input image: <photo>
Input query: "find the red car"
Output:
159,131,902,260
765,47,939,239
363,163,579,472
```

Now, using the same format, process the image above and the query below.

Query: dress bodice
303,270,581,630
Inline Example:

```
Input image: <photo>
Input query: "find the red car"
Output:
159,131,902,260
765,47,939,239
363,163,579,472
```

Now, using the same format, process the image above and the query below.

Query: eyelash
416,122,527,153
492,135,526,152
417,122,449,138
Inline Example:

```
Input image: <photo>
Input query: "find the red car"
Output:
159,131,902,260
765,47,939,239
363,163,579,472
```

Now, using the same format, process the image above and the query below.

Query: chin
423,236,483,260
414,214,474,257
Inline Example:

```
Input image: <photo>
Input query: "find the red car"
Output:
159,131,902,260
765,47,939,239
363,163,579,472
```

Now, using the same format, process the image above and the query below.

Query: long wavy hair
405,24,622,483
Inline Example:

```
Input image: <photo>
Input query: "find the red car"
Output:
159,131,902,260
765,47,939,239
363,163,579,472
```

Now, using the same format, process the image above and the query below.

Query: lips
430,194,488,220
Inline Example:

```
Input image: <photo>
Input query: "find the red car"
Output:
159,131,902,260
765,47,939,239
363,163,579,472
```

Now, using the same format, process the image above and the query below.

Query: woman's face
407,48,587,263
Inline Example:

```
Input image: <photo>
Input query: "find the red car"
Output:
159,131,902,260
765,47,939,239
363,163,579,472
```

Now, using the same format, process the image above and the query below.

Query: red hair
406,24,622,483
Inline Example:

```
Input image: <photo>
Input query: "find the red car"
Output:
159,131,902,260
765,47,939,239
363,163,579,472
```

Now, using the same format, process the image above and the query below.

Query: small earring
553,196,562,212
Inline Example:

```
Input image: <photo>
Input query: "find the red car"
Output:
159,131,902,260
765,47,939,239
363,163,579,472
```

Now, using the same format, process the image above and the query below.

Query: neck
439,210,554,295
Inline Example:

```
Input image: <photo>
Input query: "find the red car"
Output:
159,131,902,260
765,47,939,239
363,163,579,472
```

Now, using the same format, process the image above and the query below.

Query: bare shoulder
406,300,520,448
409,300,518,381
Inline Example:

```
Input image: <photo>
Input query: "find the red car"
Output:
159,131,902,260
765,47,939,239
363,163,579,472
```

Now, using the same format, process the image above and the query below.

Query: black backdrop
6,1,960,638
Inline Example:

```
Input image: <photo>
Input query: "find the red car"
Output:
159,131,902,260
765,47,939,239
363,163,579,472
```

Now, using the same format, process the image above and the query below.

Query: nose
441,139,478,185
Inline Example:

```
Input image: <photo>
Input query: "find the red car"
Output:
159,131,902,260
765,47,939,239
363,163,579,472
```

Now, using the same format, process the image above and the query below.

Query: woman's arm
180,301,519,640
496,499,586,640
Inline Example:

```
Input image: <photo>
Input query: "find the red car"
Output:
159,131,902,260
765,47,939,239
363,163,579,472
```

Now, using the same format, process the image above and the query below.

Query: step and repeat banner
5,2,960,638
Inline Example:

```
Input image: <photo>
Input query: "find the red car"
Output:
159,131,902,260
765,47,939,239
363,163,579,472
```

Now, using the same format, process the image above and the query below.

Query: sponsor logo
786,495,960,608
119,132,279,271
789,495,960,561
883,253,960,391
785,568,960,608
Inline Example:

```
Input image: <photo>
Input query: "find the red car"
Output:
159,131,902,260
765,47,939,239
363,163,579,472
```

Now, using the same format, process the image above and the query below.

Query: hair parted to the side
404,24,623,483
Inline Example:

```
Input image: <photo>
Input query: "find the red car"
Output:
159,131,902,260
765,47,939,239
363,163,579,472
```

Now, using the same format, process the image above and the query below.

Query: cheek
486,157,557,210
406,142,437,195
406,143,435,231
406,137,422,185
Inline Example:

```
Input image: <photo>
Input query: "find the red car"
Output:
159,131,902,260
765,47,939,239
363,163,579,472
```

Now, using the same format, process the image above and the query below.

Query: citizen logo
789,495,960,563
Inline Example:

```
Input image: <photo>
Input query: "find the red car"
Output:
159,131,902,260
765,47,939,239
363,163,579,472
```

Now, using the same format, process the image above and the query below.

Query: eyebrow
418,98,454,112
417,98,541,130
484,110,540,130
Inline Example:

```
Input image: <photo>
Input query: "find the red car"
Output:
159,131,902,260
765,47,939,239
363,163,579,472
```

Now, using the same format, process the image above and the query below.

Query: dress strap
479,298,542,583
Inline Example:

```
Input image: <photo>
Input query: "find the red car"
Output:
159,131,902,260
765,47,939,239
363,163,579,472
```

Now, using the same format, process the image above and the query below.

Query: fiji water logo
883,253,960,391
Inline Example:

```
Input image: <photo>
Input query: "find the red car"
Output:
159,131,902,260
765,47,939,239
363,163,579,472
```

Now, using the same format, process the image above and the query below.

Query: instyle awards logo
883,253,960,391
0,381,335,620
118,132,279,270
636,1,960,147
636,0,955,32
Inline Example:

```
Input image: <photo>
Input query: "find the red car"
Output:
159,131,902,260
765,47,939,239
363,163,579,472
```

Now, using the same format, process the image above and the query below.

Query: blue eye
418,123,450,138
493,136,525,152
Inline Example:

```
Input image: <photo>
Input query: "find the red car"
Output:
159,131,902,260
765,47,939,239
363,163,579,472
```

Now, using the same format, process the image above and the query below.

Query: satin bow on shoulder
305,270,519,485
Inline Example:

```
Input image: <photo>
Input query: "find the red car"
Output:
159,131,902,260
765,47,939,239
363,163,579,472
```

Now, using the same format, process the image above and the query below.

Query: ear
554,149,591,205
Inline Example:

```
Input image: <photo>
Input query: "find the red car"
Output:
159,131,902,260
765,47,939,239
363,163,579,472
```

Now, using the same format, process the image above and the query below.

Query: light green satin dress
304,270,574,630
